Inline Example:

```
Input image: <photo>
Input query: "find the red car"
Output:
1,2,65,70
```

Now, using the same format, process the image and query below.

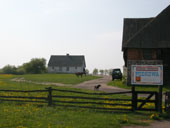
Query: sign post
131,65,163,113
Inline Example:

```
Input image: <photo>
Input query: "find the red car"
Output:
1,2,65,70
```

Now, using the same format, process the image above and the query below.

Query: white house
48,54,86,73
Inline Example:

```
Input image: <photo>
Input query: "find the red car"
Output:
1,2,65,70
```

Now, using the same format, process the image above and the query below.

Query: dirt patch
11,77,73,86
123,120,170,128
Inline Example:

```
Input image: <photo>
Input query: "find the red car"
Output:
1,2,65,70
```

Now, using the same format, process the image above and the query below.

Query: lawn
108,79,170,92
0,74,165,128
12,74,100,85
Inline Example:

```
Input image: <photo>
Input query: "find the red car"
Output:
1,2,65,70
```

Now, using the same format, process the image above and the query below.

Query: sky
0,0,169,73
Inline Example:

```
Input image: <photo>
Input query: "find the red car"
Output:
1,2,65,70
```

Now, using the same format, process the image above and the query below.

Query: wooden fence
0,87,133,111
0,87,160,112
0,89,48,104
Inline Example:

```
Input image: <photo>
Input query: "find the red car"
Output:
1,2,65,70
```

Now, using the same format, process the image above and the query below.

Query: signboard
131,65,163,85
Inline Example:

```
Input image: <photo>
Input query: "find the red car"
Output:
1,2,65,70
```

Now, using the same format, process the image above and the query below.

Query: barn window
143,49,152,60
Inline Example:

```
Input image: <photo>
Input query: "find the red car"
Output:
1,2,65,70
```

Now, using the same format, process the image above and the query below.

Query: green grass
108,79,170,92
0,74,163,128
13,74,100,85
0,102,152,128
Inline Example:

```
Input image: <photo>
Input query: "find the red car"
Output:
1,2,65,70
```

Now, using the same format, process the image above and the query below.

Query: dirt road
75,75,129,92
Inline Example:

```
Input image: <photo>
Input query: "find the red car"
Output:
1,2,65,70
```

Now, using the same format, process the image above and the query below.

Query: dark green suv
112,68,122,81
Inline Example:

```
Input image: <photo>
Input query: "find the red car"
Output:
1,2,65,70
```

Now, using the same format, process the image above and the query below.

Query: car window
115,70,120,73
113,69,121,74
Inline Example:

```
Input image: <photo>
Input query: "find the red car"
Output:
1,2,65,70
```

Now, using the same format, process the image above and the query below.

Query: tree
104,69,109,75
93,68,98,75
99,69,104,75
108,69,113,75
0,65,17,74
22,58,47,74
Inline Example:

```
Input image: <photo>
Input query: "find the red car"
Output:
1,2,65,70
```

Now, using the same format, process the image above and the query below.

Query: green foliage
150,113,160,120
0,58,47,75
93,68,98,75
108,79,170,92
99,69,104,75
0,65,17,74
22,58,47,74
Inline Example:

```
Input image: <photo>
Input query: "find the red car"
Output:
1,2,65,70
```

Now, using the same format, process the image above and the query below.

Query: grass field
108,79,170,92
13,74,101,85
0,74,165,128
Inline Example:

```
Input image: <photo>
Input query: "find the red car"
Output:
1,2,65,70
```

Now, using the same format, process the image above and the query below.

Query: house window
143,49,152,60
52,67,54,69
59,67,62,71
75,66,77,69
66,67,69,71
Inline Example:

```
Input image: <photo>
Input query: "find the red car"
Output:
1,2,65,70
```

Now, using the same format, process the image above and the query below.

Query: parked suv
112,68,122,81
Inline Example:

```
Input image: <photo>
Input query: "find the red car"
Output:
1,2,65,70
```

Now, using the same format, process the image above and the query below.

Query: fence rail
0,87,160,112
0,87,133,111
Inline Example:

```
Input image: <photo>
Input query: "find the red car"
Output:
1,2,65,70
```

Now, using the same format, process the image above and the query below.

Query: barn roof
48,54,86,67
122,5,170,51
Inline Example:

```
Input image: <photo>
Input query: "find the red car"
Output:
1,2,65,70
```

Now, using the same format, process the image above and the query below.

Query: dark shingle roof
48,55,86,67
122,5,170,51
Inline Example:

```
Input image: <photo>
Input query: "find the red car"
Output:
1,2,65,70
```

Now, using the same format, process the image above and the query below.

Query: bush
22,58,47,74
0,65,17,74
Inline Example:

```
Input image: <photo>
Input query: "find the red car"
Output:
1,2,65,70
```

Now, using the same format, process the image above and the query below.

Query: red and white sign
131,65,163,85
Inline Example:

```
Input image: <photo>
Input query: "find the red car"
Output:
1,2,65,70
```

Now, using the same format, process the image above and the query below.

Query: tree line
92,68,112,76
0,58,112,76
0,58,47,74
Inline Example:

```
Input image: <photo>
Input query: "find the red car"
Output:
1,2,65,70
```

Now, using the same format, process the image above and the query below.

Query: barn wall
127,49,157,60
127,49,142,60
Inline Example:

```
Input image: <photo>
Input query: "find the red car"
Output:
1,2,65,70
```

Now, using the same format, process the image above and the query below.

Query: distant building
122,5,170,84
48,54,86,74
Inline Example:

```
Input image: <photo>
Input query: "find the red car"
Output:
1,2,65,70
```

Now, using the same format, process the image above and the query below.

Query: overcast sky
0,0,169,72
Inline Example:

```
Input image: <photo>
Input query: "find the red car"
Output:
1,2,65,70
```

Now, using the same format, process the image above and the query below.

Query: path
123,120,170,128
75,75,129,92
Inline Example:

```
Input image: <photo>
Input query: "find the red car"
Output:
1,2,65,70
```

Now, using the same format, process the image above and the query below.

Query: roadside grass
108,79,170,92
12,74,101,85
0,74,162,128
0,102,152,128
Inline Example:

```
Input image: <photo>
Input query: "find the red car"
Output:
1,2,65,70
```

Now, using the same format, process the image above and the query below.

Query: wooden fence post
132,85,137,111
158,85,163,113
47,87,53,106
155,92,159,111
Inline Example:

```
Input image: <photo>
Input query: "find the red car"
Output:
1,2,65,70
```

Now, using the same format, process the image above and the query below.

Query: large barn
48,54,86,74
122,5,170,84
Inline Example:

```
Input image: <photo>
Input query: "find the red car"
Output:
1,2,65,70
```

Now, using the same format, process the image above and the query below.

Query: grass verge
108,79,170,92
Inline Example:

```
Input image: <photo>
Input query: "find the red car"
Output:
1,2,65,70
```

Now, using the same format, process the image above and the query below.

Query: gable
122,5,170,51
122,18,154,50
